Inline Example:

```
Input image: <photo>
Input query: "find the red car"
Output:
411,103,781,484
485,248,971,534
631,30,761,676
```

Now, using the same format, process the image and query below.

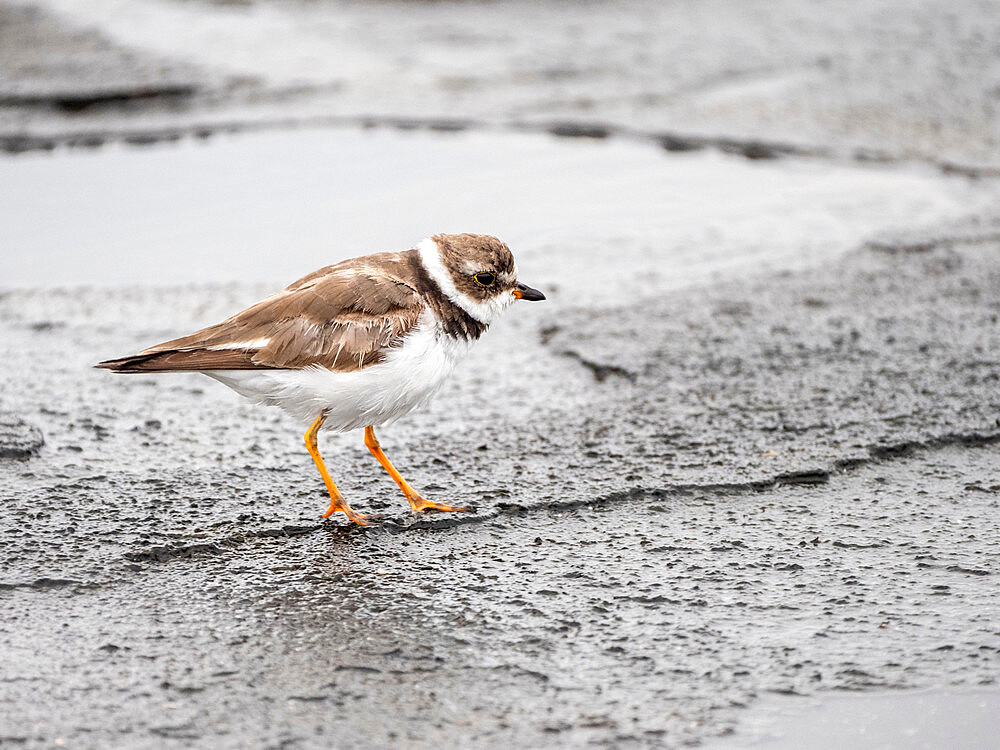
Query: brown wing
97,252,425,373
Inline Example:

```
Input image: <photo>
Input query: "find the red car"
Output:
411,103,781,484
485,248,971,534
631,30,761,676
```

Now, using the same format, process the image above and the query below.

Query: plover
97,233,545,525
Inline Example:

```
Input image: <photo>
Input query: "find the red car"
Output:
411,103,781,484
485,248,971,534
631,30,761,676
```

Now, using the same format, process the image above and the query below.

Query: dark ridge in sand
3,117,998,181
0,85,198,112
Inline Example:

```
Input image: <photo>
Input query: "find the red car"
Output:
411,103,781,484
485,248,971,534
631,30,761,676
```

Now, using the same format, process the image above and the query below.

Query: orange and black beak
513,282,546,301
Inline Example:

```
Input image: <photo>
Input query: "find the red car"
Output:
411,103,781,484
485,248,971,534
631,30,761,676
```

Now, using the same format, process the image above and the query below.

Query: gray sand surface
2,1,999,747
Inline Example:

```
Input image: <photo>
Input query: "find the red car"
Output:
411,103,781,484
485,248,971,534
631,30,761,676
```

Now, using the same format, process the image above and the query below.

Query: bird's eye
473,272,496,287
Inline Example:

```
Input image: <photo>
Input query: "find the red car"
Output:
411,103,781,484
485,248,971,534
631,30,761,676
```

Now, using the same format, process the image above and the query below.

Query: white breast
204,312,474,431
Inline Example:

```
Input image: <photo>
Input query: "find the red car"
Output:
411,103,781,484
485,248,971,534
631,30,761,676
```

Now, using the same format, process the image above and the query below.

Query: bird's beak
513,282,546,301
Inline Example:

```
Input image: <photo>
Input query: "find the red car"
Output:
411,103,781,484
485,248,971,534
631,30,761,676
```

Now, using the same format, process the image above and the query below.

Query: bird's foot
321,496,370,526
404,492,471,514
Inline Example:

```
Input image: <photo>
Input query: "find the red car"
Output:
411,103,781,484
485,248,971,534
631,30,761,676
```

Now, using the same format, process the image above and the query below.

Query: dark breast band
405,249,487,340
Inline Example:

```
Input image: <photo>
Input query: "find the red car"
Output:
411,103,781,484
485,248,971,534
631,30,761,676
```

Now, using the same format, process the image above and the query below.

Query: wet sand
2,171,1000,745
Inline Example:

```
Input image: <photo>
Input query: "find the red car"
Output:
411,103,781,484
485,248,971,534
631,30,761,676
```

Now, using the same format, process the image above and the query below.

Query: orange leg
364,426,470,514
305,414,369,526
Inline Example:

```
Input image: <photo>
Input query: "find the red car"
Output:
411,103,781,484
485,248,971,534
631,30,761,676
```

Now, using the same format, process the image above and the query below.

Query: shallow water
2,127,994,300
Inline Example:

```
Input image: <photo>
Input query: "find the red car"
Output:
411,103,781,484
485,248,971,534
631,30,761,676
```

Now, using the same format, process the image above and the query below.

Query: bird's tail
95,349,266,372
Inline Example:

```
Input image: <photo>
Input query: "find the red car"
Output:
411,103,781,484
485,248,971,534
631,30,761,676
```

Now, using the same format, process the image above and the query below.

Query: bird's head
419,233,545,325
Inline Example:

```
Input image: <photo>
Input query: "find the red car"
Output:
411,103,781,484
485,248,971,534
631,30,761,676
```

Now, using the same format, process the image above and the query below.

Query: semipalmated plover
98,233,545,525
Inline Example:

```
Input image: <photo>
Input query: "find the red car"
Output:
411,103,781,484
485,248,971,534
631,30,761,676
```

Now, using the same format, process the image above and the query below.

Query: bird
97,233,545,525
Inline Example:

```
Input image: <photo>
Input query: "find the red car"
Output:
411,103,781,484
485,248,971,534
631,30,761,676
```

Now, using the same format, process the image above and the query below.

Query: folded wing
97,254,425,373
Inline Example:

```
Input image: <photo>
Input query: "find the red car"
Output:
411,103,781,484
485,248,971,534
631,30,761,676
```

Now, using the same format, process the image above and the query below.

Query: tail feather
95,349,273,372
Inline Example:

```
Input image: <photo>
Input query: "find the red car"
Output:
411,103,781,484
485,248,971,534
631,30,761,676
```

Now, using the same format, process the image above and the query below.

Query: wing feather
97,253,426,373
